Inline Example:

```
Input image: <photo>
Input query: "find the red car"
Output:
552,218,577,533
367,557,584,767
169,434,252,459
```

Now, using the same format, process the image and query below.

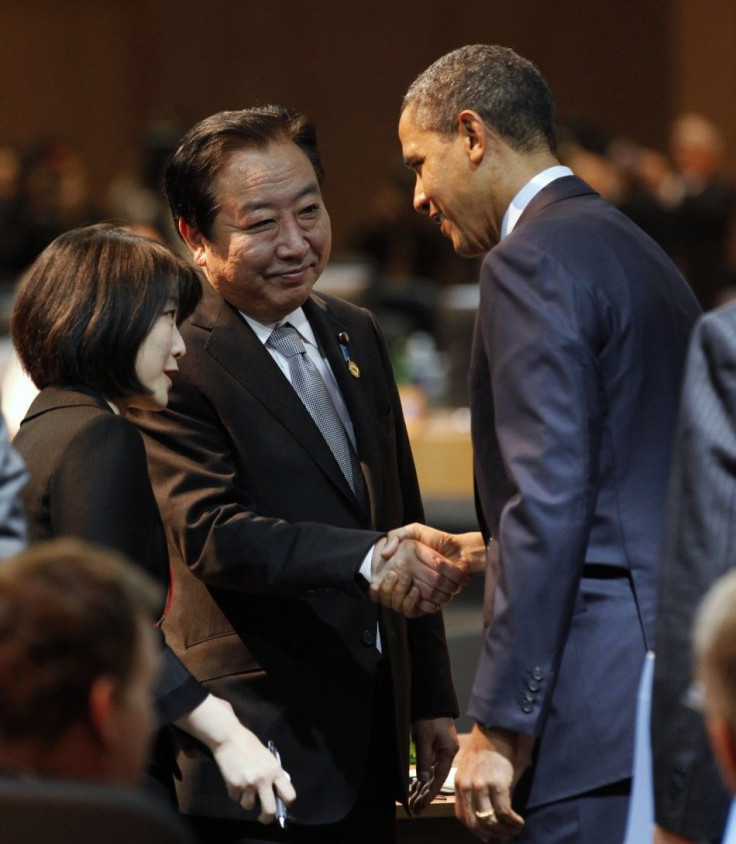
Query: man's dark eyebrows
237,183,321,214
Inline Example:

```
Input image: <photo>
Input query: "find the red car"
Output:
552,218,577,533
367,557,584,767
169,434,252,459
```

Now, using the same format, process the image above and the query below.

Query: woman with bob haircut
11,223,295,823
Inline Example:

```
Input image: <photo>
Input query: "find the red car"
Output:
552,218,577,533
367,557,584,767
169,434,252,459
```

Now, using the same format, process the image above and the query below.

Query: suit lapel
194,284,365,518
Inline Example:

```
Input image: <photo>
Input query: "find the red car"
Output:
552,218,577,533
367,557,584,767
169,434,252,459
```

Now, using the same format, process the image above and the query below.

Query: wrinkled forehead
214,140,319,196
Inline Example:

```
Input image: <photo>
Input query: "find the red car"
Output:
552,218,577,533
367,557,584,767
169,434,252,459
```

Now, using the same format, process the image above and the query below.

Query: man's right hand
386,523,487,574
368,524,477,617
369,535,469,617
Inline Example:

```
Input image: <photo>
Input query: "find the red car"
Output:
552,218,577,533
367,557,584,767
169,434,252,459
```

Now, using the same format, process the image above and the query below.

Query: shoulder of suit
692,301,736,356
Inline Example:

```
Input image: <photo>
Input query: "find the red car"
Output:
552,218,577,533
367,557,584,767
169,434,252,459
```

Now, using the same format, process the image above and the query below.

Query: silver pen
268,740,288,829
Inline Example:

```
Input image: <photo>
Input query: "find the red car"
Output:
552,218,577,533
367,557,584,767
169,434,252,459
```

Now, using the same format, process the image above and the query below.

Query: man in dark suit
131,106,469,844
397,45,701,843
651,304,736,844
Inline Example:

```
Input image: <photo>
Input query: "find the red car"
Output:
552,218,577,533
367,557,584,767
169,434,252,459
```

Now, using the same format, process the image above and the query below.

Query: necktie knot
267,323,305,359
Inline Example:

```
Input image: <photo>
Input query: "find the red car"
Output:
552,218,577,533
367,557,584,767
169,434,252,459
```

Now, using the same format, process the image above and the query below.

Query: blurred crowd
1,110,735,420
0,122,182,290
559,111,736,311
4,112,735,316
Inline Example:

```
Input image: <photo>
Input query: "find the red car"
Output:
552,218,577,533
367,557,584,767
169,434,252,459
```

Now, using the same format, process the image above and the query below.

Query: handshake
369,524,487,618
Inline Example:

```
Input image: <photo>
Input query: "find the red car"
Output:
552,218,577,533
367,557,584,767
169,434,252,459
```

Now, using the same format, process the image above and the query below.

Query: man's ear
88,675,121,750
457,110,492,165
707,715,736,794
178,219,209,268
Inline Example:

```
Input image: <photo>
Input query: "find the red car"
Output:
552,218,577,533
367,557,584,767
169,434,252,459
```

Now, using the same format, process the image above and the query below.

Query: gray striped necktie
267,323,368,510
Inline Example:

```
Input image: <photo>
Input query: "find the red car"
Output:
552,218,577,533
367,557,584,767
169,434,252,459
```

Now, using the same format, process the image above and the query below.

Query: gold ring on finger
474,808,496,821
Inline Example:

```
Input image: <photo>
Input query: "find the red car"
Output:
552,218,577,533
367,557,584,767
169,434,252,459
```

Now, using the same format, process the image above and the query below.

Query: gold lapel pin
338,332,361,379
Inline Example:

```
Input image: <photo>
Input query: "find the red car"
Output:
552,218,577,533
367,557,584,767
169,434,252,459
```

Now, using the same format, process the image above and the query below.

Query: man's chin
451,236,487,259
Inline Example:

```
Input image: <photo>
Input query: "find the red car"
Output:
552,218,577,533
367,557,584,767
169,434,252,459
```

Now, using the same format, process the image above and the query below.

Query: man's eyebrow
237,183,321,214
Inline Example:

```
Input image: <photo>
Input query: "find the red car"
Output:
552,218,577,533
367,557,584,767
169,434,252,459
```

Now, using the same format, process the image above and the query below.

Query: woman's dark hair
165,105,324,241
11,223,202,399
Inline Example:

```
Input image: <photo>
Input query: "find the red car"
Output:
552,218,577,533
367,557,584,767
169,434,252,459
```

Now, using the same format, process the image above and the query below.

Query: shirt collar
240,306,318,348
500,165,574,240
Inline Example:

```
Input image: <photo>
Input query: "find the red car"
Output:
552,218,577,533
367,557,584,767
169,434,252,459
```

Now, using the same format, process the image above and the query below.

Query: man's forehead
213,142,320,200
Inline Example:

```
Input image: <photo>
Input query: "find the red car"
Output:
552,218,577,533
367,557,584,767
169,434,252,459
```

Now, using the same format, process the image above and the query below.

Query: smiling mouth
269,265,312,281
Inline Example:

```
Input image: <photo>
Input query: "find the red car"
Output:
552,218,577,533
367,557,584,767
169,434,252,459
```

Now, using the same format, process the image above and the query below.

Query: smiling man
399,45,701,844
130,106,468,844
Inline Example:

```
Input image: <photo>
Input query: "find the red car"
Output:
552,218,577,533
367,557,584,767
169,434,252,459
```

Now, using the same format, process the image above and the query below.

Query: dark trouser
516,779,631,844
187,660,399,844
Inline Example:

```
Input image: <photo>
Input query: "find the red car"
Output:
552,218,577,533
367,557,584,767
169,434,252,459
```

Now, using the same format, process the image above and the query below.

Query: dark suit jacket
466,176,700,809
12,386,206,726
132,283,457,825
651,305,736,840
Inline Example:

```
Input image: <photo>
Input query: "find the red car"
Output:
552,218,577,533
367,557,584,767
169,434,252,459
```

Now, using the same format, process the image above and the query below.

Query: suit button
528,679,540,692
522,691,536,703
362,629,375,646
531,667,543,680
521,703,533,714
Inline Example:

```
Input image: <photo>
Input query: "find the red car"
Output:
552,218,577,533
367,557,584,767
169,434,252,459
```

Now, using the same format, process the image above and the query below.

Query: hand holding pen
175,696,295,824
268,740,289,829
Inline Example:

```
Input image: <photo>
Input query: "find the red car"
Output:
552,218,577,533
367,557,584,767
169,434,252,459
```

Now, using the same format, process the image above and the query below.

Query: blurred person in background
666,113,736,310
10,224,295,824
18,140,99,262
0,145,28,283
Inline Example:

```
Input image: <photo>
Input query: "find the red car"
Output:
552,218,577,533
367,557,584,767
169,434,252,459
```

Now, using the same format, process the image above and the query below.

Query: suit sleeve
49,414,206,725
135,374,382,597
467,246,604,734
0,412,27,559
651,309,735,839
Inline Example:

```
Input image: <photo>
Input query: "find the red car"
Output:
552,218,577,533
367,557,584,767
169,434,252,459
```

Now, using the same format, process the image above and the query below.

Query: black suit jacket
467,176,700,808
651,305,736,840
132,283,457,824
13,386,206,726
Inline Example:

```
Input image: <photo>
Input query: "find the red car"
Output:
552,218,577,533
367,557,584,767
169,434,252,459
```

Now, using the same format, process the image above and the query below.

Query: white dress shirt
500,165,574,240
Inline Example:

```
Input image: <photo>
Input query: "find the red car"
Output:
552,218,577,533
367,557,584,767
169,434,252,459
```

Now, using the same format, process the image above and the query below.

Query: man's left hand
409,716,459,814
454,725,531,840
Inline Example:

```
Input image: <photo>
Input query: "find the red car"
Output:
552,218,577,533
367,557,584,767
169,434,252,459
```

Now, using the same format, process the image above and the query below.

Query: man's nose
276,217,310,259
413,180,430,215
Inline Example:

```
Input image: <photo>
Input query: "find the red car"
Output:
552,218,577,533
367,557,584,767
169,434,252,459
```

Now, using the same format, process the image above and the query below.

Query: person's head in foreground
0,538,162,786
694,568,736,795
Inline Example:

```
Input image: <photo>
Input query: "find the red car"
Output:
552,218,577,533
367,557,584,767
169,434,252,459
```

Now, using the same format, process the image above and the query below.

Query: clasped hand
369,523,484,617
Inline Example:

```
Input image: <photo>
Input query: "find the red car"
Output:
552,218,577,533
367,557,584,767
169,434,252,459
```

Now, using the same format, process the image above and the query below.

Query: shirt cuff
358,545,376,583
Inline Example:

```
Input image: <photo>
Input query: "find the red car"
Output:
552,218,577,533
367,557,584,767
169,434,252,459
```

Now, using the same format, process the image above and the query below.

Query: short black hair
165,105,324,240
11,223,202,400
403,44,556,154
